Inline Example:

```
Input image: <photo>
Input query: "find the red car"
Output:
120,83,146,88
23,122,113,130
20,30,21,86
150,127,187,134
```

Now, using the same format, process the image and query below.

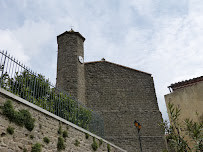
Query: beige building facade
165,76,203,149
165,76,203,122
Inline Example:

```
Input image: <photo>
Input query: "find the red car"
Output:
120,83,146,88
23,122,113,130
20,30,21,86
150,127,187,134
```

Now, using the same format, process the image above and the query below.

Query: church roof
168,75,203,91
85,60,151,75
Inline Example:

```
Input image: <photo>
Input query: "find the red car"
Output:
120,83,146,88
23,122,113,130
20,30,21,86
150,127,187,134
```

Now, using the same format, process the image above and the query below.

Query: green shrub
63,130,68,138
31,143,41,152
23,148,27,152
74,139,80,147
85,133,89,139
2,100,35,131
107,144,111,152
99,139,103,146
2,100,16,121
57,136,65,151
91,137,98,151
58,125,62,135
7,126,14,135
43,137,50,144
2,70,92,130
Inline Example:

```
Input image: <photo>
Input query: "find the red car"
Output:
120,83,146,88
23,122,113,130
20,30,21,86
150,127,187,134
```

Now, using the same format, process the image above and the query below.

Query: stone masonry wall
85,61,166,152
0,89,126,152
56,31,86,104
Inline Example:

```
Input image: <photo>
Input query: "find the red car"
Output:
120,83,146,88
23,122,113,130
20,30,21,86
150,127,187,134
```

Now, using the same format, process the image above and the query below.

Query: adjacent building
165,76,203,122
165,76,203,149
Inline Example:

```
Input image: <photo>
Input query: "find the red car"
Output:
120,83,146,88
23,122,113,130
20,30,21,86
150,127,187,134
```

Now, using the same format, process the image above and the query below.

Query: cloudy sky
0,0,203,120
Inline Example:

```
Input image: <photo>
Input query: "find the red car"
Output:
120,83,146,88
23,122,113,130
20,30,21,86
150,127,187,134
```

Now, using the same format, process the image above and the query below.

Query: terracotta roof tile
169,76,203,91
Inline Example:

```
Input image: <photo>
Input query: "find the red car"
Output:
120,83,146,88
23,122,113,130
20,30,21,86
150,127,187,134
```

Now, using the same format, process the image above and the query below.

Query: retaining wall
0,88,126,152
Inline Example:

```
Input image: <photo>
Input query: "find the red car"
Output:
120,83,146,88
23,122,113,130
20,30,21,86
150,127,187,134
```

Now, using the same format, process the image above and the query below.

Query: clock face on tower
78,56,84,64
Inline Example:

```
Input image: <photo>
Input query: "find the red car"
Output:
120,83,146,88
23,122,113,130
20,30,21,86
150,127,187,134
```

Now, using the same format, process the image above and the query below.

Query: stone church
56,29,166,152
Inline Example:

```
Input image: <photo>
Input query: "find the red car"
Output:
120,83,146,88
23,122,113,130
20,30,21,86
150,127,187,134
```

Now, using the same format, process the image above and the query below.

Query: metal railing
0,50,104,137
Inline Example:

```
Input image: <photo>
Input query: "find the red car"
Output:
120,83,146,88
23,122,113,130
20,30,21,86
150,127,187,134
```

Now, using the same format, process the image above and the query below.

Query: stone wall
85,61,166,152
56,31,86,104
0,88,126,152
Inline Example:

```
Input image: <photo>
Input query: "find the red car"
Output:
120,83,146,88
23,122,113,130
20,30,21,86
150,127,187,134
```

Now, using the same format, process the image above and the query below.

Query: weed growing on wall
91,137,98,151
63,130,68,138
99,139,103,146
31,143,42,152
74,139,80,147
43,137,50,144
58,125,62,135
85,133,89,139
57,136,65,151
30,135,34,139
107,144,111,152
2,100,35,131
6,126,14,135
23,148,27,152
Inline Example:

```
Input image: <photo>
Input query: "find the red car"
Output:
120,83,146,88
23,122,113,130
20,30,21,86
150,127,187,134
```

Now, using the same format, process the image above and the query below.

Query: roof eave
84,60,152,76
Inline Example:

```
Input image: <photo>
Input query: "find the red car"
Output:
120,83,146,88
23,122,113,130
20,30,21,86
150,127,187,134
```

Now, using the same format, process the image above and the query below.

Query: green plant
7,126,14,135
107,144,111,152
74,139,80,147
43,137,50,144
5,70,92,130
66,125,69,130
23,148,27,152
20,109,35,131
99,139,103,146
63,130,68,138
85,133,89,139
31,143,42,152
57,136,65,151
1,70,92,130
58,125,62,135
2,100,16,122
91,137,98,151
2,100,35,131
163,102,203,152
30,134,34,139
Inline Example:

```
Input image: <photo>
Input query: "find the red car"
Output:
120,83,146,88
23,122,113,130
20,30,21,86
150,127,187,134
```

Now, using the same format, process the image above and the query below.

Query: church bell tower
56,29,86,104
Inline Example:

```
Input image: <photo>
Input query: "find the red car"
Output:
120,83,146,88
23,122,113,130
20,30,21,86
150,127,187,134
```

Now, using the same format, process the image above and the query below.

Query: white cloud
0,0,203,120
0,29,30,64
13,20,55,56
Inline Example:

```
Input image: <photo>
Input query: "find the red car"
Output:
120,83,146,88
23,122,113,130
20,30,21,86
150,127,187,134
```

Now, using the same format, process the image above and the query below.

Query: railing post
0,51,7,87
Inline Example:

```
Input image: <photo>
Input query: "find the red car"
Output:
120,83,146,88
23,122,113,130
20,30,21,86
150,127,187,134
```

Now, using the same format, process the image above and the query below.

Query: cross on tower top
68,26,75,32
